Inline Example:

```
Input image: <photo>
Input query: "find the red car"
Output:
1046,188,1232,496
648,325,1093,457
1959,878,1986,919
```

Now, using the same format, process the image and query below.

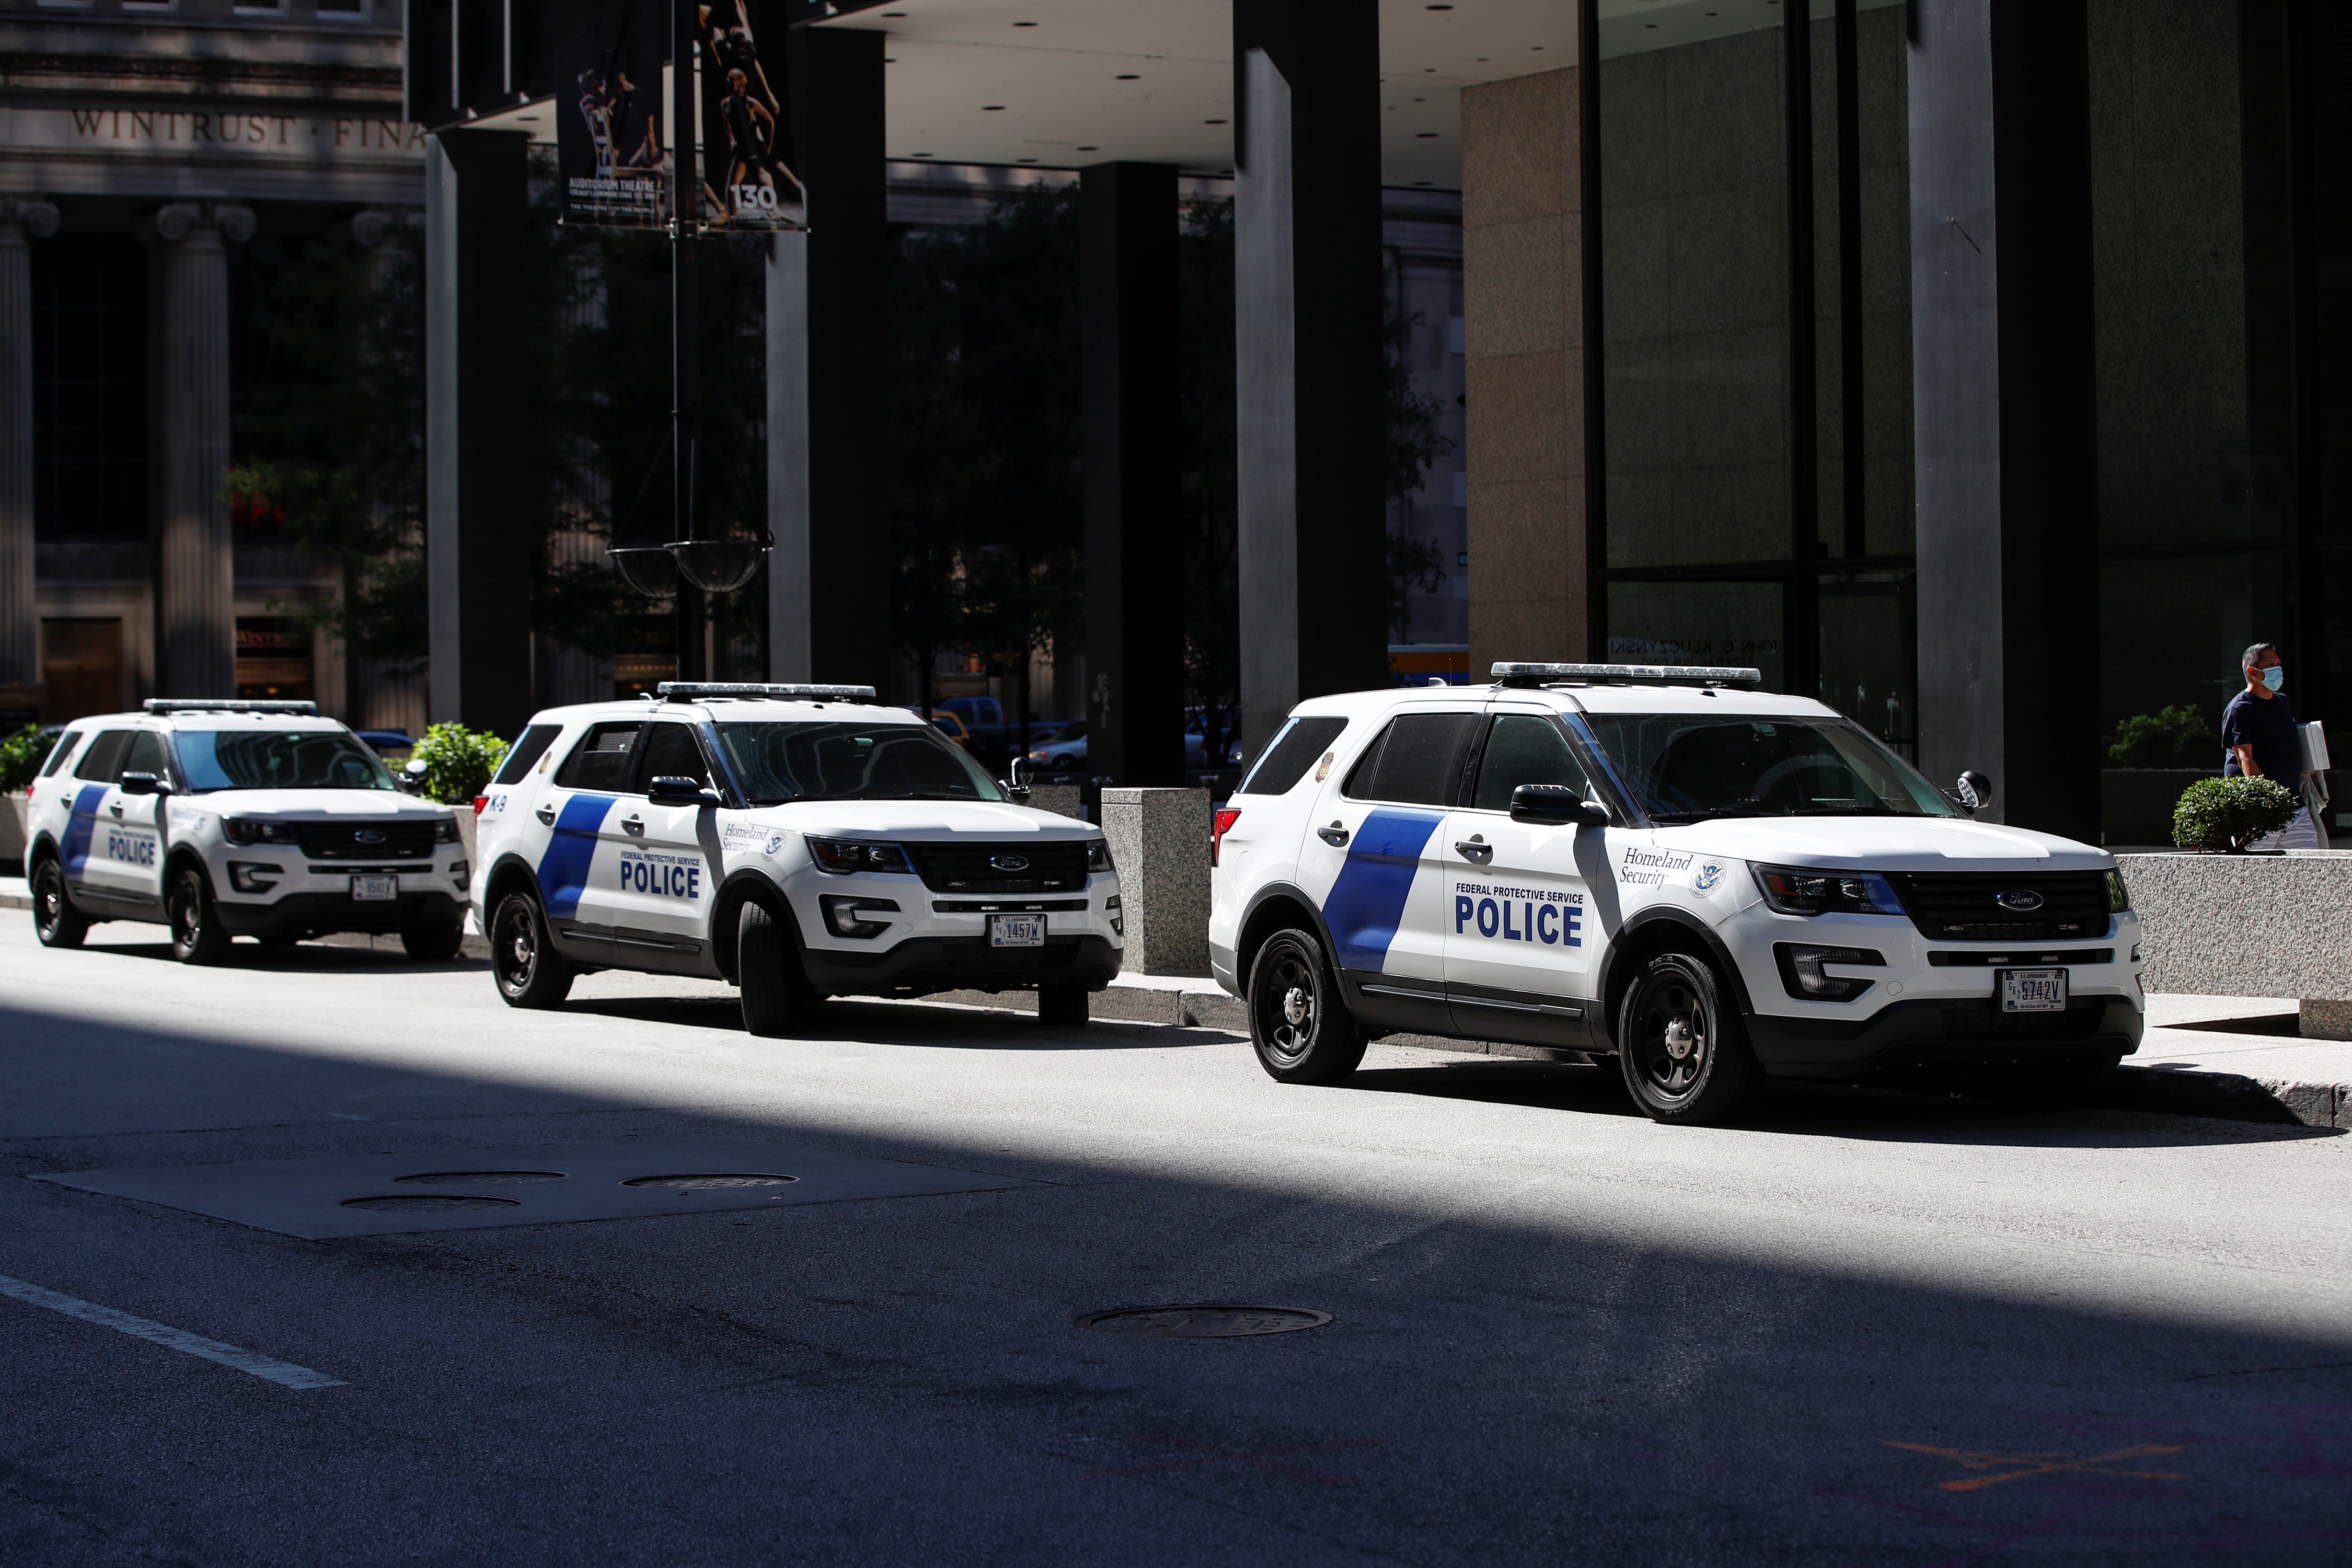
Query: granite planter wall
1099,787,1209,977
2,793,26,875
2116,850,2352,1037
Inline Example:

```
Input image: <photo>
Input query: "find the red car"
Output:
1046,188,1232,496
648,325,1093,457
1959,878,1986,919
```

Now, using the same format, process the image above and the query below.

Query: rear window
40,730,80,776
492,724,564,786
73,730,134,782
556,722,645,792
1237,716,1347,797
1343,712,1481,806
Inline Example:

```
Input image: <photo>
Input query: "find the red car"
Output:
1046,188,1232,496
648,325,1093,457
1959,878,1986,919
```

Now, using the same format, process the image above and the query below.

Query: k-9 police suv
26,700,469,962
1209,664,2144,1124
471,684,1122,1032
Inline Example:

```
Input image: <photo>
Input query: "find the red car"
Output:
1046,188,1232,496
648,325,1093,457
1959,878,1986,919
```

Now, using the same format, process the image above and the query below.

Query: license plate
1998,967,2067,1012
989,913,1045,948
351,875,398,902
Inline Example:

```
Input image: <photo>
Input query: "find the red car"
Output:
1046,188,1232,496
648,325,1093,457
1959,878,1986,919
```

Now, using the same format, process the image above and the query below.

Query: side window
493,724,566,786
74,729,134,782
1341,712,1480,806
632,723,710,792
40,730,81,776
122,731,174,789
1236,716,1348,797
1471,714,1590,812
554,722,645,792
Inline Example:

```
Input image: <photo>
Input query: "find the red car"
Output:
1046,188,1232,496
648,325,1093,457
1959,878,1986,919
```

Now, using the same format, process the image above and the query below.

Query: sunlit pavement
3,918,2349,1566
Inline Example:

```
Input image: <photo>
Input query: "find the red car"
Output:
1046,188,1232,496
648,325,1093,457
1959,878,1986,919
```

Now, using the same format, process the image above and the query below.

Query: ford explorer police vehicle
470,683,1123,1034
25,700,469,962
1209,664,2144,1124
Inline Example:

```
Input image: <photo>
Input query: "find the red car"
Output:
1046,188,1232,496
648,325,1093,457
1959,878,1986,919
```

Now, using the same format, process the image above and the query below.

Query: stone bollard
1025,783,1083,820
1099,787,1210,976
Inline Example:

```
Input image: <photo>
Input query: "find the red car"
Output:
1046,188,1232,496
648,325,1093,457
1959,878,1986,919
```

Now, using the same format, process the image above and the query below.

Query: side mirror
648,775,719,807
1956,770,1994,812
397,758,429,795
1004,755,1034,800
1509,783,1609,828
117,771,165,797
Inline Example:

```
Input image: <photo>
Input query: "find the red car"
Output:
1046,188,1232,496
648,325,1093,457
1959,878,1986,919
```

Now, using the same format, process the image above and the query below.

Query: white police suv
470,683,1123,1033
1209,664,2144,1124
25,700,469,962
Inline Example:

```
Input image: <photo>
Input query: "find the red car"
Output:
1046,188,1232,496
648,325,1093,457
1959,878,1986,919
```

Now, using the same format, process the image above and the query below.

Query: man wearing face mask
2222,642,2320,849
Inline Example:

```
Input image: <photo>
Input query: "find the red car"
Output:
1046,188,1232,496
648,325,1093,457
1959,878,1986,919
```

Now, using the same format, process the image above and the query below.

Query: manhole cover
340,1195,522,1212
620,1173,799,1191
394,1171,568,1188
1075,1305,1333,1339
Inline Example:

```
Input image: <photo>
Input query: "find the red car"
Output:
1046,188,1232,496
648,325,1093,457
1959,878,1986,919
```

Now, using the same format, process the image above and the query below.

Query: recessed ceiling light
912,152,932,157
1426,3,1453,8
1413,97,1425,102
983,105,1006,111
1414,181,1432,187
1077,146,1098,151
1205,119,1227,124
1416,132,1438,139
884,57,896,63
1116,74,1140,80
881,10,905,15
1018,157,1037,162
1013,20,1037,26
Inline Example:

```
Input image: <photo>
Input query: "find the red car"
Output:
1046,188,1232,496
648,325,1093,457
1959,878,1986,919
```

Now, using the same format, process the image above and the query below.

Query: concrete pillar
1232,0,1389,758
147,202,253,700
0,199,56,712
1459,68,1589,678
1909,0,2099,836
765,230,811,683
1080,162,1184,787
781,27,890,690
1099,787,1210,976
424,130,534,735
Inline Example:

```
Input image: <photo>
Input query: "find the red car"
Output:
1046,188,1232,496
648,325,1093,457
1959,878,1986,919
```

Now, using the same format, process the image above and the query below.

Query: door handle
622,816,645,837
535,806,556,826
59,795,73,809
109,803,123,817
1454,837,1491,862
1317,823,1350,847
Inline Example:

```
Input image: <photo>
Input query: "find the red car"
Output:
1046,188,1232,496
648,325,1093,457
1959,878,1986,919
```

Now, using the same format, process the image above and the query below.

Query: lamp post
608,0,770,683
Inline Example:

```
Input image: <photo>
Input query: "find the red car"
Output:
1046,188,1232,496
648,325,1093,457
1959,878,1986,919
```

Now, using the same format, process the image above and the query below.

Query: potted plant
0,723,51,873
2171,775,2300,854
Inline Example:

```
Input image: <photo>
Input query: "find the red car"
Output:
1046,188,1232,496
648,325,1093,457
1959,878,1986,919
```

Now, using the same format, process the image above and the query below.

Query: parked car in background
925,711,974,750
354,730,414,762
1027,720,1087,773
1186,708,1245,770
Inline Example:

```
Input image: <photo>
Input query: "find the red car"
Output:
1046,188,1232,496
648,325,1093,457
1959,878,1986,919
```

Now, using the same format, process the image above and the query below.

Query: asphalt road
2,919,2349,1567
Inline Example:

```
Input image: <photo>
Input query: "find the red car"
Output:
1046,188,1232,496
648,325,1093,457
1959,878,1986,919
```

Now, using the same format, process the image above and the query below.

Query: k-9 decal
1454,881,1583,948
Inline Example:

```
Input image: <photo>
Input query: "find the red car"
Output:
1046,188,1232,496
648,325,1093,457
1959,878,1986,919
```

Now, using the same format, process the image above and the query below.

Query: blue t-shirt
2221,689,2301,782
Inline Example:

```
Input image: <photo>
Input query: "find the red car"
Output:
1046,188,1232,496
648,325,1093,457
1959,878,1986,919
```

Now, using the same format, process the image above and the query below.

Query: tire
166,864,232,966
400,919,467,962
1246,927,1367,1085
30,858,88,949
1037,983,1089,1025
490,890,573,1008
736,899,808,1038
1617,949,1761,1125
1971,1051,2123,1111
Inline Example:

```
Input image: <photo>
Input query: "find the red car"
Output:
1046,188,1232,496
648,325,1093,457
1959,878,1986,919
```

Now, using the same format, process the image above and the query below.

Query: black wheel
167,864,231,966
1247,927,1366,1085
1037,983,1089,1025
737,900,809,1037
1617,950,1761,1125
30,858,87,949
1971,1051,2123,1110
400,919,467,962
491,890,573,1008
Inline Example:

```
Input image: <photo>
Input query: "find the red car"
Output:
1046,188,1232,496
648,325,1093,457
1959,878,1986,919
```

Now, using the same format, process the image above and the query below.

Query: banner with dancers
559,0,668,228
694,1,806,232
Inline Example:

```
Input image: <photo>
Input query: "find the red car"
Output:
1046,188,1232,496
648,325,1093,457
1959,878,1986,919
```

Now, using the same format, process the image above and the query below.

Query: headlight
434,818,460,843
806,837,912,874
1773,943,1886,1000
820,894,900,938
227,860,284,893
223,818,296,846
2105,868,2129,912
1753,864,1905,917
1086,837,1112,873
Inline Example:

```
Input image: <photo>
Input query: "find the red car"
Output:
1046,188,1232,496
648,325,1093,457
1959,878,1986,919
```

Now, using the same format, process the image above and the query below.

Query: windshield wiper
1646,809,1771,824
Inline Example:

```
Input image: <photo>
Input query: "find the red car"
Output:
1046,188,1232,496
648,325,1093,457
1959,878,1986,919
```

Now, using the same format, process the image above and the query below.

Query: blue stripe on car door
1322,806,1445,971
538,794,617,920
60,785,108,879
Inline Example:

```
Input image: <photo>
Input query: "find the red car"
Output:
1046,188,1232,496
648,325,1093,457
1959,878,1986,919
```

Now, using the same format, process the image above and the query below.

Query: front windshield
1581,713,1958,823
175,730,397,793
714,720,1006,804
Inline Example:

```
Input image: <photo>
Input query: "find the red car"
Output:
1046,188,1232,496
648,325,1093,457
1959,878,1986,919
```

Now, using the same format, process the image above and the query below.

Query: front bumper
1747,995,2143,1079
786,867,1124,996
214,888,467,939
797,933,1124,995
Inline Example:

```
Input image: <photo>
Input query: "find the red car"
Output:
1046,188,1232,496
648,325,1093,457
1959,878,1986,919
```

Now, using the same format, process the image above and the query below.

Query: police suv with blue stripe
1209,664,2145,1124
25,700,469,962
471,683,1122,1033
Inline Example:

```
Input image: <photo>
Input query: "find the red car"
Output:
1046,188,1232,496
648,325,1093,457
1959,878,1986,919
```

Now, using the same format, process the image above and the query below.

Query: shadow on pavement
69,935,488,977
559,993,1224,1052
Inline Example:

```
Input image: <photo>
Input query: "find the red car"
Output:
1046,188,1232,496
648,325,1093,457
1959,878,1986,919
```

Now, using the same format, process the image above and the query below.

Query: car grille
1888,871,2110,942
903,840,1089,894
293,821,439,860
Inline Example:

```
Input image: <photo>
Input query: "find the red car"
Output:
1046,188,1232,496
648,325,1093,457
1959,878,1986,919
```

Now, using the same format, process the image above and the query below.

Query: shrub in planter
2108,704,2218,768
406,722,509,805
2172,775,2299,853
0,725,50,793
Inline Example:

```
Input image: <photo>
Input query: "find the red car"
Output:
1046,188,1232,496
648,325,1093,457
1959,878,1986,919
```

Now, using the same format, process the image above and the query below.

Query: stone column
147,202,253,700
0,199,57,711
1099,787,1211,976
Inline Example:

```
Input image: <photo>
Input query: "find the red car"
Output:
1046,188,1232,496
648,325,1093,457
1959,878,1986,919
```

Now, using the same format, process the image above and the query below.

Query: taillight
472,795,488,817
1211,807,1242,867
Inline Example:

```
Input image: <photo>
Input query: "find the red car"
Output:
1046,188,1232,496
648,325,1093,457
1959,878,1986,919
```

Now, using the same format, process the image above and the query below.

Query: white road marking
0,1274,348,1390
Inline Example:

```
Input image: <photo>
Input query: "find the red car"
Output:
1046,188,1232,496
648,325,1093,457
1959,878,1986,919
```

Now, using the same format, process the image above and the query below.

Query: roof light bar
142,699,322,715
1493,662,1764,689
656,682,878,703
